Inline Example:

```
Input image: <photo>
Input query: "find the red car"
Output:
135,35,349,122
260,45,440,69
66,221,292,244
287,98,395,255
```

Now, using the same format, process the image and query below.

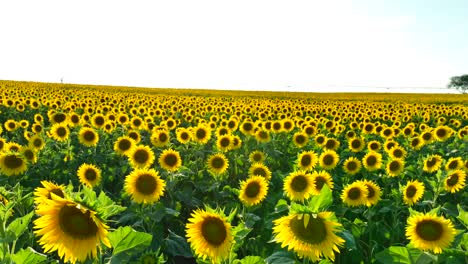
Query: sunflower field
0,80,467,264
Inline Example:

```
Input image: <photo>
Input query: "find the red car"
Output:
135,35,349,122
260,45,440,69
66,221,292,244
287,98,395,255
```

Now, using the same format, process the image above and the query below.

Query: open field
0,80,467,263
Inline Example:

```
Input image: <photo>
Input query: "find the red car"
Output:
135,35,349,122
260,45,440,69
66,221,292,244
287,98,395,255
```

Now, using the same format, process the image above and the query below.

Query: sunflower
433,125,453,142
409,137,424,150
150,129,170,148
186,208,233,263
34,195,111,264
386,159,405,177
444,169,466,193
367,140,381,152
216,134,233,152
127,130,141,143
0,152,28,176
4,120,18,132
207,153,229,176
444,157,463,171
255,129,271,143
420,130,434,144
423,155,443,173
239,175,269,206
50,123,70,142
348,137,365,152
297,151,318,171
127,145,155,169
362,151,382,172
113,136,136,156
318,150,339,170
34,180,66,205
6,142,22,152
342,157,362,176
78,127,99,147
341,181,368,207
124,168,166,204
402,180,425,206
0,137,6,152
192,125,211,144
310,171,334,195
249,150,265,164
159,149,182,172
405,212,456,254
272,211,344,261
248,162,272,180
91,114,106,129
323,138,340,151
389,146,407,160
28,134,45,151
77,163,102,188
231,135,242,150
292,132,309,148
32,123,44,134
314,134,326,146
176,127,192,144
283,171,314,202
358,180,382,207
20,146,38,164
240,120,255,136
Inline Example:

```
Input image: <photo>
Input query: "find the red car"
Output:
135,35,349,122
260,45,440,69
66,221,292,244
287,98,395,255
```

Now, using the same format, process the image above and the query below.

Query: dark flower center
291,175,308,192
201,217,227,246
415,220,443,241
136,174,157,195
245,182,260,198
59,205,98,239
290,214,327,244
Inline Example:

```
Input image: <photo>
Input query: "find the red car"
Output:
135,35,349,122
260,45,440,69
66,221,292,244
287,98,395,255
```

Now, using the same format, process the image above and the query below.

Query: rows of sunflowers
0,80,467,264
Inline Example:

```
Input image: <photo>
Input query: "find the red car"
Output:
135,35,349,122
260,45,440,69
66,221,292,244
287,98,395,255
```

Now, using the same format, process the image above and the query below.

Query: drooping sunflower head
444,157,463,171
342,157,362,175
159,149,182,172
239,175,269,206
248,162,272,180
249,150,265,164
113,136,136,156
34,196,111,263
78,127,99,147
127,145,155,169
283,171,314,202
444,169,466,193
423,154,443,173
341,181,369,207
0,151,28,176
297,151,318,171
207,153,229,176
310,170,334,195
319,150,339,170
292,132,309,148
124,168,166,204
405,212,456,254
186,208,233,263
272,211,345,262
77,163,102,188
402,180,425,206
34,180,66,205
358,180,381,207
386,159,405,177
362,151,382,172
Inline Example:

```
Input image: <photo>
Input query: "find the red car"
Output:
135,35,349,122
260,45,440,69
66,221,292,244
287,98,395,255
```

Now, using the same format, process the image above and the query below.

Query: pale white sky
1,0,467,93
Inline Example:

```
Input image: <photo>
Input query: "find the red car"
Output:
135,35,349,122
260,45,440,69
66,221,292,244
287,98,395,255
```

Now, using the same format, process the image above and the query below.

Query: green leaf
10,247,47,264
238,255,265,264
457,204,468,227
164,230,192,257
339,230,357,250
308,184,332,212
7,211,34,239
265,250,296,264
375,246,422,264
96,191,126,219
108,226,152,256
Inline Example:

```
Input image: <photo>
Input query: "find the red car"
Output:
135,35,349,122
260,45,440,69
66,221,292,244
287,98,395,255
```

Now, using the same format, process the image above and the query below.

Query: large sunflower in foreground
34,195,111,264
402,180,425,206
159,149,182,172
0,151,28,176
273,211,344,261
444,169,466,193
239,175,269,206
283,171,314,202
124,168,166,204
186,208,234,263
405,212,456,254
77,163,102,188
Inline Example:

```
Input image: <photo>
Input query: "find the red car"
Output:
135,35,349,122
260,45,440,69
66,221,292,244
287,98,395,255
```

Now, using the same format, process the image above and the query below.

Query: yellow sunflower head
49,123,70,142
248,162,272,180
186,208,234,263
402,180,425,206
423,154,443,173
207,153,229,176
127,145,155,169
283,171,314,202
444,169,466,193
216,134,233,152
323,138,340,151
34,195,111,263
77,163,102,188
444,157,463,171
78,127,99,147
310,170,334,195
249,150,265,164
192,125,211,144
342,157,362,176
34,180,66,205
159,149,182,172
292,132,309,148
358,180,382,207
176,128,192,144
255,129,271,143
367,140,381,152
0,151,28,176
389,146,407,160
348,137,365,152
319,150,339,170
362,151,382,172
113,136,136,156
341,181,368,207
239,175,269,206
150,129,170,148
20,146,38,164
405,212,456,254
272,211,345,262
124,168,166,204
433,126,453,142
297,151,318,171
386,159,405,177
410,137,424,150
28,134,45,151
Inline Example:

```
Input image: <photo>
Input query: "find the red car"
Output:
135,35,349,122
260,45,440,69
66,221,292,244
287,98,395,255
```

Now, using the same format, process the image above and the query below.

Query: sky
1,0,467,93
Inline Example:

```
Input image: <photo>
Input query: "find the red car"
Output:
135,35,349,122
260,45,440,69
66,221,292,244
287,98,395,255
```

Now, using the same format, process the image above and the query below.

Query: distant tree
447,74,468,94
